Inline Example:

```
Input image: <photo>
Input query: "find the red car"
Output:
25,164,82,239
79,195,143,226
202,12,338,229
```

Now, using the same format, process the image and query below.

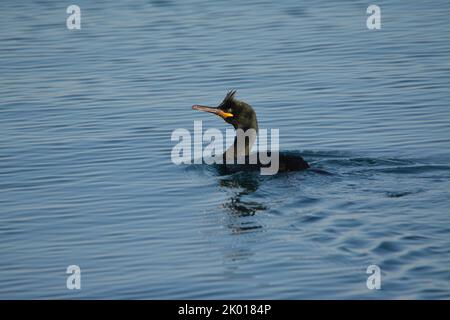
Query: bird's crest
221,90,237,106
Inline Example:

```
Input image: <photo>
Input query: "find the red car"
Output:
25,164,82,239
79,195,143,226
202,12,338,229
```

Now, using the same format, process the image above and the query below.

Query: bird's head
192,90,258,131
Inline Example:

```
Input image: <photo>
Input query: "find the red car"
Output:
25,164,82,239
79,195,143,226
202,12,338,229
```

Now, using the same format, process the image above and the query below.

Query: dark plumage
192,90,310,173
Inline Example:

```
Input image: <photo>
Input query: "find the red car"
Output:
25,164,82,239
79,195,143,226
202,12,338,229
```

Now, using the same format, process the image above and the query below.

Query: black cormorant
192,90,310,173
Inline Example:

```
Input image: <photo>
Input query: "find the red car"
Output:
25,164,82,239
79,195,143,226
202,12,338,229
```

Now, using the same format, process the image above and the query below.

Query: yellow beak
192,105,234,119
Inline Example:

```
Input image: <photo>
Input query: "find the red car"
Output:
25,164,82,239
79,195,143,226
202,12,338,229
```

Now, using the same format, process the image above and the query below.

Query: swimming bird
192,90,310,173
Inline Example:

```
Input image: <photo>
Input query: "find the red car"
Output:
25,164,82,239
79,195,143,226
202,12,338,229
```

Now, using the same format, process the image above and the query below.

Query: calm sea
0,0,449,299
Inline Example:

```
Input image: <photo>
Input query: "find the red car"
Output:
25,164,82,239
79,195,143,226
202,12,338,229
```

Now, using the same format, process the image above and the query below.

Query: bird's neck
224,124,258,161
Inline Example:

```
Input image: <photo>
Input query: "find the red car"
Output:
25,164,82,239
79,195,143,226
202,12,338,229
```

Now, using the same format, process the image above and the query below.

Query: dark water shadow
148,0,173,8
216,169,266,218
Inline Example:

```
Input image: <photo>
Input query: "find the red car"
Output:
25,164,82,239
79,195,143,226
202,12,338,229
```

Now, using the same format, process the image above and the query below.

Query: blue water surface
0,0,449,299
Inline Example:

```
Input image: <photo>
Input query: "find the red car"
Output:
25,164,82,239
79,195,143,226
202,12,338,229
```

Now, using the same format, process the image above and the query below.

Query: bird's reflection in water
203,167,270,275
215,166,267,235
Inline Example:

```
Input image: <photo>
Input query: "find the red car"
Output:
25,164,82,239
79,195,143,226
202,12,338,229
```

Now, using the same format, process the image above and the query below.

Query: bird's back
219,151,310,174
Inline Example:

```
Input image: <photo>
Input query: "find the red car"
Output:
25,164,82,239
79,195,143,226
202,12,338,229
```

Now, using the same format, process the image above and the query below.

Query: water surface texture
1,0,450,299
